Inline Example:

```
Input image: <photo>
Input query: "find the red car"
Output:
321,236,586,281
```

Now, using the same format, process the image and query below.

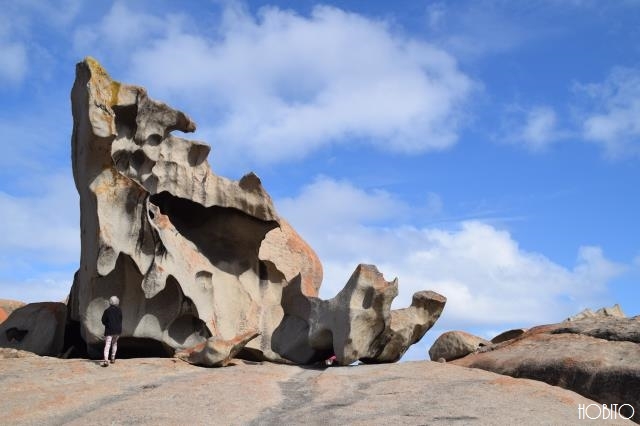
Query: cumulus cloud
0,15,28,85
0,42,28,85
497,67,640,158
16,0,82,28
424,2,534,60
90,3,475,166
277,176,407,229
575,67,640,158
520,107,561,150
277,177,626,331
73,1,169,55
0,172,79,303
0,0,83,86
0,276,72,304
0,173,79,264
498,105,565,151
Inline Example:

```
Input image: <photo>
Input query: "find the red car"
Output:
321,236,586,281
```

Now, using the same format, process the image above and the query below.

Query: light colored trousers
103,335,120,361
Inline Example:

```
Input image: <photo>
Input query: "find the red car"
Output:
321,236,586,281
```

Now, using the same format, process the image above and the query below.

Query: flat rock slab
0,357,626,425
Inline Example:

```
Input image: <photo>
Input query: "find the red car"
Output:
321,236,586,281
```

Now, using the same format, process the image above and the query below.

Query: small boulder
175,330,260,367
0,302,67,356
429,331,491,361
491,328,527,344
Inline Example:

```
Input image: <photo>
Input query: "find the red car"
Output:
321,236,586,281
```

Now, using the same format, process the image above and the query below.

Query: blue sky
1,0,638,361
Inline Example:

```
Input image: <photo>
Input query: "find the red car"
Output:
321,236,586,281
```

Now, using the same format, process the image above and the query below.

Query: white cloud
499,105,565,151
0,0,83,86
576,67,640,158
520,107,560,150
0,14,28,85
424,192,444,216
278,177,626,331
17,0,82,28
277,176,406,229
0,172,79,303
424,2,534,60
102,4,476,166
0,42,28,84
0,173,79,264
73,1,169,55
0,276,72,304
496,67,640,159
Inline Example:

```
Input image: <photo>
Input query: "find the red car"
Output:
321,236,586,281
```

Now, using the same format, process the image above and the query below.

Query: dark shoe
101,361,109,367
110,359,115,364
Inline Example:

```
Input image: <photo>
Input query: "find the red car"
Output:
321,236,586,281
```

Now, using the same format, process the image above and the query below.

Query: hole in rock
130,150,147,169
112,149,129,171
113,104,138,139
146,134,162,146
237,347,268,362
107,337,174,359
188,143,210,167
148,191,277,271
6,327,28,342
61,319,88,359
167,314,211,346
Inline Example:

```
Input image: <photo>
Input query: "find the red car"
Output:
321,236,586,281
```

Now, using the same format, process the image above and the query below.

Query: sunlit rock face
68,57,445,366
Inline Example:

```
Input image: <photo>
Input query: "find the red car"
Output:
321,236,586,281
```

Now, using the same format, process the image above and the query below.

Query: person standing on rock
101,296,122,367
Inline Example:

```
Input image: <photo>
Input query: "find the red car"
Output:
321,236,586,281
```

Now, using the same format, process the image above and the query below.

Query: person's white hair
109,296,120,306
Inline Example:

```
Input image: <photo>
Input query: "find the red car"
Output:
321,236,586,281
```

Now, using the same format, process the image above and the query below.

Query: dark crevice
148,191,277,273
113,104,138,140
90,337,174,359
167,314,211,346
5,327,28,342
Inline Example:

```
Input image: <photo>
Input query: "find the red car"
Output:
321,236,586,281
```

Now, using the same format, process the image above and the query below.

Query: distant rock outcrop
61,57,445,366
452,315,640,422
565,303,625,322
0,299,26,325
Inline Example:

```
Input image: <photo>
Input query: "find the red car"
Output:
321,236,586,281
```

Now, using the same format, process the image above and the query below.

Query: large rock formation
67,57,445,366
452,315,640,422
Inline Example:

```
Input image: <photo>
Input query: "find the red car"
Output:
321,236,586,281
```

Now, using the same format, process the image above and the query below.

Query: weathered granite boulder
429,331,491,361
175,330,260,367
490,328,527,344
66,57,445,366
260,218,323,297
452,316,640,422
272,265,447,365
363,290,447,363
0,302,67,356
69,57,284,364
